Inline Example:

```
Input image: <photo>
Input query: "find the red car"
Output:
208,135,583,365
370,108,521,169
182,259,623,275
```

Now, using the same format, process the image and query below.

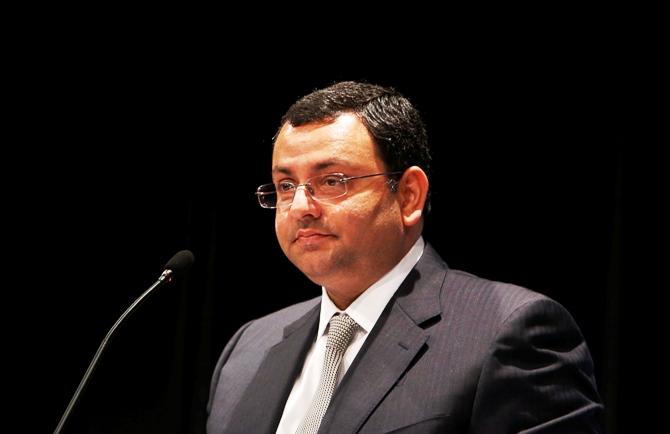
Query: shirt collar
318,237,425,337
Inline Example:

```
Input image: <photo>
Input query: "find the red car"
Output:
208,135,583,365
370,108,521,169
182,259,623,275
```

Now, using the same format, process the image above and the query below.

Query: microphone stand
54,269,174,434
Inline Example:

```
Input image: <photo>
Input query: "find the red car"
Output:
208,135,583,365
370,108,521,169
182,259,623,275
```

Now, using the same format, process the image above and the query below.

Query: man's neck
324,235,424,310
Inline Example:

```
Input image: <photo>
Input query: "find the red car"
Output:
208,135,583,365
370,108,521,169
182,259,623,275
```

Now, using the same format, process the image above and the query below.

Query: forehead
272,113,383,175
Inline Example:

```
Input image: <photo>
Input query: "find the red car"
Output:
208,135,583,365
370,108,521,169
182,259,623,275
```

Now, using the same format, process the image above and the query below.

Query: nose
288,185,321,219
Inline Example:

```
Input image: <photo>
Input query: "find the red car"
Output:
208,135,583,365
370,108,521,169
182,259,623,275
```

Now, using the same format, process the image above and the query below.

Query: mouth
293,230,334,243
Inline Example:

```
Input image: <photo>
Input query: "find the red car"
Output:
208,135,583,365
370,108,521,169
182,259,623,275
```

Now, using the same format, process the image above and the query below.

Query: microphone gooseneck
54,250,194,434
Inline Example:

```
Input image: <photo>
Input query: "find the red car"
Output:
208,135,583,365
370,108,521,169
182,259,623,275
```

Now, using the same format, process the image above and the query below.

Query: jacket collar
318,243,447,433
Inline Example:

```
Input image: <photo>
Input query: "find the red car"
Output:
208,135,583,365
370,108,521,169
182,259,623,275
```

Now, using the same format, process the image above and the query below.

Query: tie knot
326,314,358,353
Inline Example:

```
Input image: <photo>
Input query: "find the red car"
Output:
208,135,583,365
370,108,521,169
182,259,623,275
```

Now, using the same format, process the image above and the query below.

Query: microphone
160,249,196,283
54,250,195,434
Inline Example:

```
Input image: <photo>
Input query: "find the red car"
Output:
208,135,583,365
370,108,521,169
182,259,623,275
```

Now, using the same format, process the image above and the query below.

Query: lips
294,229,333,242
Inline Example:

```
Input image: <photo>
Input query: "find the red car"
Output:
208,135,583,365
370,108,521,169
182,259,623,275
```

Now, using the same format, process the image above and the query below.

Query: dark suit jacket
206,244,603,433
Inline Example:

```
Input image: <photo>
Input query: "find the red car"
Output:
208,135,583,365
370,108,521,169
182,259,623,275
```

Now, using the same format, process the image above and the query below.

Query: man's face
272,113,405,294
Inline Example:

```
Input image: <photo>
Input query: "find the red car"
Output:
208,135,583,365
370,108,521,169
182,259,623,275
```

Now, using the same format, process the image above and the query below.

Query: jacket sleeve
470,298,604,433
206,320,254,416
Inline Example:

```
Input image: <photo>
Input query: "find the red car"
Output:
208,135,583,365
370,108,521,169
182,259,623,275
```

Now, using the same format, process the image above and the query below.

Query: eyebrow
272,159,352,176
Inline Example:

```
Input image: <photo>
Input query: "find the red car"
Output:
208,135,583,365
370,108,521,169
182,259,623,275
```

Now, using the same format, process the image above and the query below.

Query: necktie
296,313,358,434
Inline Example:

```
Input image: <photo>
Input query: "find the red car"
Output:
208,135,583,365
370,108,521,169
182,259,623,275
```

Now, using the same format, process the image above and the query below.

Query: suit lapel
318,244,447,433
226,305,320,434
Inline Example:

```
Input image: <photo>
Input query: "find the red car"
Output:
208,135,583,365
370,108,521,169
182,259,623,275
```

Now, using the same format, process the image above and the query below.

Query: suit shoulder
233,297,319,344
417,244,561,324
252,296,321,328
445,268,547,300
442,269,559,321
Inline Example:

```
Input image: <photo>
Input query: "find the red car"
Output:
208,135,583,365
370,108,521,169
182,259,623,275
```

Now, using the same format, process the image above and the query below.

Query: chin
293,257,335,283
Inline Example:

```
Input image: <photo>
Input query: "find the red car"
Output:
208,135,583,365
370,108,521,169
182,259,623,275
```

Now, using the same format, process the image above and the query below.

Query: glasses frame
255,171,403,209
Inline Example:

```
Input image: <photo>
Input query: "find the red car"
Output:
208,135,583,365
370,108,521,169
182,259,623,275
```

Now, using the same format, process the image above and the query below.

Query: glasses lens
312,174,346,200
256,184,277,208
256,174,348,209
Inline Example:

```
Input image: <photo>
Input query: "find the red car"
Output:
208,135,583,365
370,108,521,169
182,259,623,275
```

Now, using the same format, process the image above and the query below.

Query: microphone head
164,250,195,277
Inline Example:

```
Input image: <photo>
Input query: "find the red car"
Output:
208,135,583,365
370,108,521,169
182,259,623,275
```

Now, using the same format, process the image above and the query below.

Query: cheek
331,203,374,238
274,214,288,244
275,213,298,252
344,193,392,222
348,198,402,240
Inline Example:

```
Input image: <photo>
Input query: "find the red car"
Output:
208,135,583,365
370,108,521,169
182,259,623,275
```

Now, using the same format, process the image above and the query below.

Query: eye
277,181,295,192
321,175,343,187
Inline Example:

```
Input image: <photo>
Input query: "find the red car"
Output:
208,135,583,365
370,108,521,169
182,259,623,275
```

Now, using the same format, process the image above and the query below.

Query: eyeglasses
256,171,402,209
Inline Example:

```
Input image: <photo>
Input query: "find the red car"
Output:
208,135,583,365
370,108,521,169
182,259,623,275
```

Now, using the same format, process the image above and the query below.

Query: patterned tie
296,313,358,434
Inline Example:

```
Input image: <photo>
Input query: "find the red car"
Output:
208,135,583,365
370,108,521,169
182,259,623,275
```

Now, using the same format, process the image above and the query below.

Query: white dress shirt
276,237,425,434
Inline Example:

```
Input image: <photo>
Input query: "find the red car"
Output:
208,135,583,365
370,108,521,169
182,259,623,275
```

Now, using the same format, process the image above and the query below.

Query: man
206,81,603,433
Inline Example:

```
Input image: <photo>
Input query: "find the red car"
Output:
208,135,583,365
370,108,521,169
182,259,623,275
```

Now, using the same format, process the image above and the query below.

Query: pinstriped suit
206,244,603,433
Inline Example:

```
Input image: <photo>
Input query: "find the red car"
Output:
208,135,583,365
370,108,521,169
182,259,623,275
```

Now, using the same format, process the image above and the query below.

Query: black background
11,18,627,434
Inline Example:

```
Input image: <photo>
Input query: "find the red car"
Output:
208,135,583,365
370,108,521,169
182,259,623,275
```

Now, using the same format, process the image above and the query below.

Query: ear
397,166,429,227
